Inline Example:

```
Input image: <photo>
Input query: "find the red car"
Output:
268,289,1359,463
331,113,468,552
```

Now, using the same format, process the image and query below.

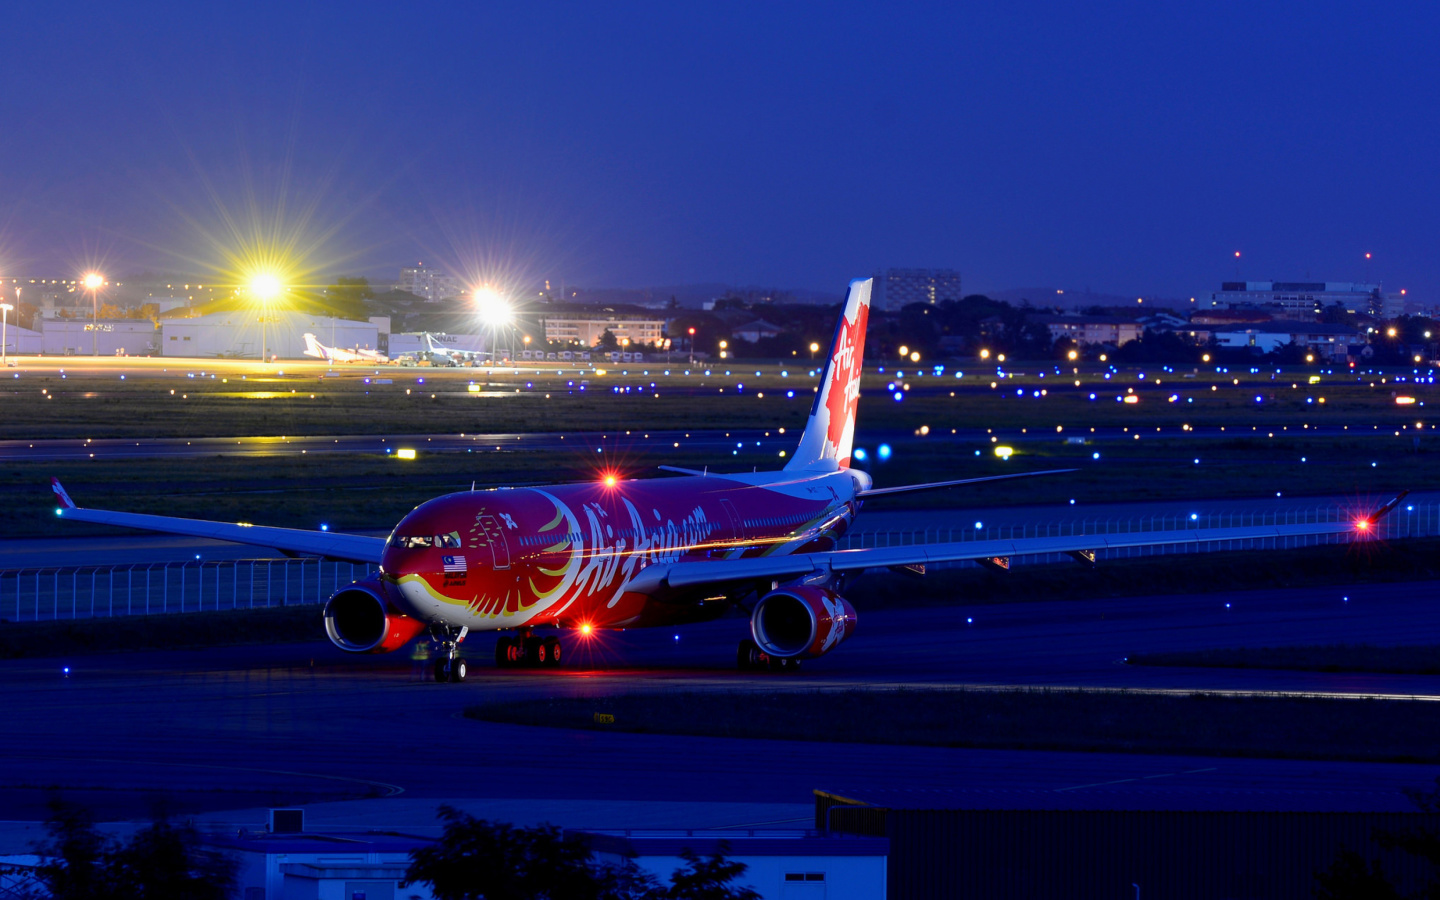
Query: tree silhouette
402,807,656,900
403,808,762,900
0,798,236,900
661,845,761,900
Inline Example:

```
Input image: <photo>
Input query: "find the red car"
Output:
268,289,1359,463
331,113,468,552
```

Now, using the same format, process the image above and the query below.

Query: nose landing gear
430,625,469,683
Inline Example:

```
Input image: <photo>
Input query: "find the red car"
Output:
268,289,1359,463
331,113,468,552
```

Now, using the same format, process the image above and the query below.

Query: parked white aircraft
302,333,389,364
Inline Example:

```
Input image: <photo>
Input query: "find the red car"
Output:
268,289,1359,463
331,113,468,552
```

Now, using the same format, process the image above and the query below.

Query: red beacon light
1356,518,1371,531
603,474,618,488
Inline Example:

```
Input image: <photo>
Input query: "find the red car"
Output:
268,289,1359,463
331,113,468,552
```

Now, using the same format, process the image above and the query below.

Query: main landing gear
495,630,563,669
432,626,469,683
737,638,800,672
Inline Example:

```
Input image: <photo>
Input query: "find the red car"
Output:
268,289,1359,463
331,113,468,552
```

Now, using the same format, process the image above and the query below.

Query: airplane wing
50,478,385,564
622,497,1403,597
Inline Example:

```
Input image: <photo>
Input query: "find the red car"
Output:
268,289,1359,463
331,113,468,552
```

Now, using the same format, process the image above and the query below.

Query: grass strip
1129,645,1440,675
0,605,324,659
468,688,1440,763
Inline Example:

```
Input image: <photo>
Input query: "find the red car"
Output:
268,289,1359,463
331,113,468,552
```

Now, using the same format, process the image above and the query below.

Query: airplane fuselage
379,468,865,631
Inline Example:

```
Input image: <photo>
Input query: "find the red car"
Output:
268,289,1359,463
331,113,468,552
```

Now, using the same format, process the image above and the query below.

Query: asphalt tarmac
2,579,1439,826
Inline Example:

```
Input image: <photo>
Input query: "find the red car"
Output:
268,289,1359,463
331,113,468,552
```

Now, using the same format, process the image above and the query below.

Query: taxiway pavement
2,580,1438,824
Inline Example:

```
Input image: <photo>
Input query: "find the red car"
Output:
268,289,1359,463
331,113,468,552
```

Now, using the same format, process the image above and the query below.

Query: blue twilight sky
0,2,1435,301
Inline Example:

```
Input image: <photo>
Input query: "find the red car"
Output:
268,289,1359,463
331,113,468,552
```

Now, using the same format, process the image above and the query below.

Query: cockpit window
390,531,461,550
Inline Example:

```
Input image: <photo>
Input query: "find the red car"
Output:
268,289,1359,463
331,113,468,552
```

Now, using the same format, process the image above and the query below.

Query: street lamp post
249,274,282,362
474,286,514,363
83,273,104,356
0,302,12,365
688,327,695,365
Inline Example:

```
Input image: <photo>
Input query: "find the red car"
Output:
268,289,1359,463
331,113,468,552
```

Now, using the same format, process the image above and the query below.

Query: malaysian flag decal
442,555,467,574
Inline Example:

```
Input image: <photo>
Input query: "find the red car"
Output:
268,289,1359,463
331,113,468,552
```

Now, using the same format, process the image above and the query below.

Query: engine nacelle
323,579,428,653
751,586,857,660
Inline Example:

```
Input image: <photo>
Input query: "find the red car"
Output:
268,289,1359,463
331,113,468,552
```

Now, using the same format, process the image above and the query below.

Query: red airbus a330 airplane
51,278,1403,681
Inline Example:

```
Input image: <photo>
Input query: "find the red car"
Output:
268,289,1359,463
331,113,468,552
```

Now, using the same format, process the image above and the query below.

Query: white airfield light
474,286,514,327
249,273,282,300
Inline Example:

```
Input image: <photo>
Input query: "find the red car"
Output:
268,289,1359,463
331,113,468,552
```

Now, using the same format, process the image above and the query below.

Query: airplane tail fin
785,278,872,472
301,333,326,360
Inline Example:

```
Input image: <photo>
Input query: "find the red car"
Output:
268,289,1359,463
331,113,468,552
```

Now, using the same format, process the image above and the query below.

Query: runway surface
2,579,1439,826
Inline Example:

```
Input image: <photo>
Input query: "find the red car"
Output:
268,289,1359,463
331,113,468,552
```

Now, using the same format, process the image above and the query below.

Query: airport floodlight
250,273,283,301
474,287,513,328
83,272,104,355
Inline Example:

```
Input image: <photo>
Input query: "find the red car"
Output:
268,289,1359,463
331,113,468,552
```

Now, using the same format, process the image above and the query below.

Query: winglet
50,477,78,510
1361,490,1410,529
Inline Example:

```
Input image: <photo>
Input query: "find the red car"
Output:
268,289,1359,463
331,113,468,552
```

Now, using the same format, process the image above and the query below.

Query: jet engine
750,586,857,660
323,578,427,653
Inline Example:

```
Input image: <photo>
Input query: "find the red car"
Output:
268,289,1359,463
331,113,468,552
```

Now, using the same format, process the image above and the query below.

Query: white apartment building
396,265,464,302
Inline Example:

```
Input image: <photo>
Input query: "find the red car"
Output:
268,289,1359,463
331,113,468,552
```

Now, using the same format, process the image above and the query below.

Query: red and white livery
52,278,1399,680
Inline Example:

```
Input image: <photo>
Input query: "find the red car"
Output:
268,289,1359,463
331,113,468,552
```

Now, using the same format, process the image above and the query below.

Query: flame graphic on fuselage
384,471,858,632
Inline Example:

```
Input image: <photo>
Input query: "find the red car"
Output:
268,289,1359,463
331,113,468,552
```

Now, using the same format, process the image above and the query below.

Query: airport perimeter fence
835,500,1440,568
2,503,1437,623
0,557,372,624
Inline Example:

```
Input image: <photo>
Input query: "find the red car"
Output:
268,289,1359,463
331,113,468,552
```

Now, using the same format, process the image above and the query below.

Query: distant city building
1029,314,1143,347
543,311,666,347
396,264,464,302
1181,320,1358,361
1205,281,1402,319
872,268,962,310
733,319,783,343
148,297,193,314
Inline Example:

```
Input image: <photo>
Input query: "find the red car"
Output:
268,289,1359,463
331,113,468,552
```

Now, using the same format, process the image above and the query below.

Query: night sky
1,2,1435,300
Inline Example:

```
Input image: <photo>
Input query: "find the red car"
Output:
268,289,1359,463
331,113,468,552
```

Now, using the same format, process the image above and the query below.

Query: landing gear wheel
737,639,764,671
495,636,515,667
541,637,562,668
524,636,546,668
448,658,468,682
